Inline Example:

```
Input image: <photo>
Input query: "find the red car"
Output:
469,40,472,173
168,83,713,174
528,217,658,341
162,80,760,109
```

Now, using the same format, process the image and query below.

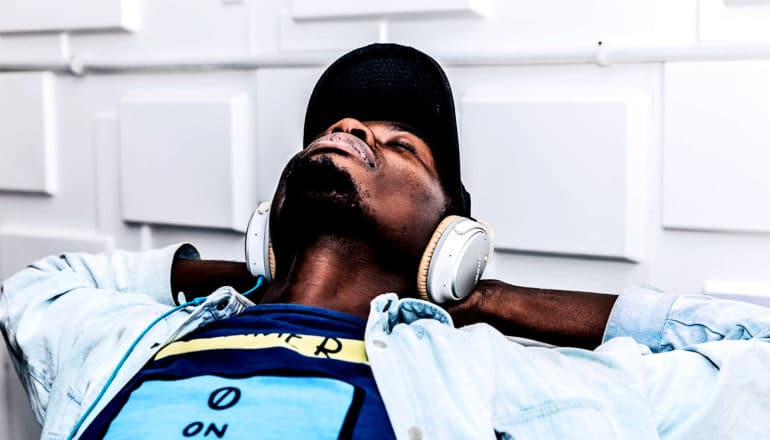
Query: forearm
451,280,617,349
0,245,189,418
170,259,259,301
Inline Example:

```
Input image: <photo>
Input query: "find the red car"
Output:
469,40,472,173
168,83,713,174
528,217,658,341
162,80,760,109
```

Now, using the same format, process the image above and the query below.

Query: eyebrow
387,122,417,134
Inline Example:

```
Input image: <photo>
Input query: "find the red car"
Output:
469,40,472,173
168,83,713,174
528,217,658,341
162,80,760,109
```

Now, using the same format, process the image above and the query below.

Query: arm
447,279,617,349
170,259,259,303
603,286,770,352
450,281,770,352
0,244,196,420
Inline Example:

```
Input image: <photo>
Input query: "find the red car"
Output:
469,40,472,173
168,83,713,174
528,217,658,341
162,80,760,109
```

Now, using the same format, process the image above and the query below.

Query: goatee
277,155,375,245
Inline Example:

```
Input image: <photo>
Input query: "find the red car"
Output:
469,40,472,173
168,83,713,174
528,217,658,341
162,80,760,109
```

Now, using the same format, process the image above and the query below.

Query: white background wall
1,0,770,437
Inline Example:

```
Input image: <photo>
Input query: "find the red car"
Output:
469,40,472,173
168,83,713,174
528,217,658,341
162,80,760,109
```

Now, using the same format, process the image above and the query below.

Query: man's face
271,117,450,272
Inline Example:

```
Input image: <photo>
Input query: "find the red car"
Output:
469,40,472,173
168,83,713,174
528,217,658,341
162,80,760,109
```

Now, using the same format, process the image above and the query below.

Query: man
2,43,770,439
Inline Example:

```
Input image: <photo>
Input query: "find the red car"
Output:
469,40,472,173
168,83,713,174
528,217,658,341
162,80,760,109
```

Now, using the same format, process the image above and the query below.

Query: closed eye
389,140,416,154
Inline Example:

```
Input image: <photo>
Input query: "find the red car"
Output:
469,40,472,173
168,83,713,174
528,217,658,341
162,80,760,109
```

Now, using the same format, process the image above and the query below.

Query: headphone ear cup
245,201,273,281
417,216,492,304
268,241,276,280
416,216,463,302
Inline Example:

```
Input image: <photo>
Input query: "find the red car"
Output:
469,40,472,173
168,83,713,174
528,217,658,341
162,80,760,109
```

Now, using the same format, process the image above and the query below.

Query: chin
276,155,375,243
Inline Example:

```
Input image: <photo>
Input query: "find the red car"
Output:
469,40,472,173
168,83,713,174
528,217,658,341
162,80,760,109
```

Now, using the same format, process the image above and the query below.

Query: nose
326,118,375,147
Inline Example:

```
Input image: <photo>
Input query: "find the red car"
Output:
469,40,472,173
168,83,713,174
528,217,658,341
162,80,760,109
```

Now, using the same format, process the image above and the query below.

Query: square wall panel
388,1,655,54
279,7,379,51
663,62,770,233
0,228,112,280
651,0,698,45
703,280,770,308
0,0,139,33
699,0,770,42
725,0,770,4
291,0,488,21
461,91,649,261
255,68,321,200
74,0,251,58
119,92,252,232
0,72,57,194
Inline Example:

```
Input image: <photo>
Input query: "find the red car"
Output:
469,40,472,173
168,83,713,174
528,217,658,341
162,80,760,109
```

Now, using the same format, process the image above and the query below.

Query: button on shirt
2,245,770,439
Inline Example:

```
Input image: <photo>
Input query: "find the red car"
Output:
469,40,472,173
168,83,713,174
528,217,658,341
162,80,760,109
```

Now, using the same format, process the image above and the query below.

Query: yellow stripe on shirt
154,333,369,365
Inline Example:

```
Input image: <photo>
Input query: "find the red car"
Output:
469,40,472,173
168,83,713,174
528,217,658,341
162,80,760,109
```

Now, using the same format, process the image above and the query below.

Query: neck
259,236,414,319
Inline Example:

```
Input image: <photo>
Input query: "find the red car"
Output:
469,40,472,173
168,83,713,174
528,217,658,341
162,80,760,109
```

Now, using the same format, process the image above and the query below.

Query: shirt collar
369,293,453,334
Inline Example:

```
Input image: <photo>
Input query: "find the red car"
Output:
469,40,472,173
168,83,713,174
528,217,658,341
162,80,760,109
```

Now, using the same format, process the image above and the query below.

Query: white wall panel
0,72,57,194
92,113,146,250
0,227,112,280
390,0,655,53
462,91,649,261
0,227,111,440
0,33,67,59
256,68,322,199
279,8,379,52
0,0,139,33
291,0,489,21
651,0,698,44
119,92,253,232
725,0,770,4
483,249,648,295
699,0,770,42
725,0,770,6
151,225,247,261
72,0,251,57
0,75,102,231
663,61,770,233
704,280,770,308
649,230,770,295
0,359,9,440
3,371,41,440
1,350,42,440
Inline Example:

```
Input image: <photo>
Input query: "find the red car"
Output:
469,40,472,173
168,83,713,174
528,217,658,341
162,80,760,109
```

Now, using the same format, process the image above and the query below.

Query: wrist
171,259,258,301
477,280,526,333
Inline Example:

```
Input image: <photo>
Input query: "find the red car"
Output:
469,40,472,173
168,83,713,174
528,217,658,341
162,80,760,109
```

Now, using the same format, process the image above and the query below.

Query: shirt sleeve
602,286,770,353
0,243,198,420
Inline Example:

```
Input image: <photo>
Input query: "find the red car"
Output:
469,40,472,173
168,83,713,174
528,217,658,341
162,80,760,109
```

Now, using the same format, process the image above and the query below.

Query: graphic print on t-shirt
154,332,369,365
82,304,395,439
104,374,357,439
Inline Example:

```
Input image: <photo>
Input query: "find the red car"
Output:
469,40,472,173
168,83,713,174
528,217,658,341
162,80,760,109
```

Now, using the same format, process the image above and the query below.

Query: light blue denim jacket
2,244,769,439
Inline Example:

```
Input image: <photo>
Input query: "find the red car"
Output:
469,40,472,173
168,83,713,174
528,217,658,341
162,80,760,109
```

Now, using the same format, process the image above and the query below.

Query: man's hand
445,279,618,349
443,279,503,327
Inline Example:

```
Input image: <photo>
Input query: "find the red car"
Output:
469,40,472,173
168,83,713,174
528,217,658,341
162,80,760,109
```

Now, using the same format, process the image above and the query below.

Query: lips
305,133,376,168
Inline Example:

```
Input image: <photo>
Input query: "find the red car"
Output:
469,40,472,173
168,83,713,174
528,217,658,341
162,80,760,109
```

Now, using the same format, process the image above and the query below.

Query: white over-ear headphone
245,201,276,282
244,201,492,303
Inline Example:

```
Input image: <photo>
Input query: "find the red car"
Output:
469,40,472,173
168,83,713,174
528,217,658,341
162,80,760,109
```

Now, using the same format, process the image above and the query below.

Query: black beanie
303,43,471,216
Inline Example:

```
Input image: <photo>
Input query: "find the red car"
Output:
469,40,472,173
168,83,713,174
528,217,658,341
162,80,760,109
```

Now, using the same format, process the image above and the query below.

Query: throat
259,236,414,319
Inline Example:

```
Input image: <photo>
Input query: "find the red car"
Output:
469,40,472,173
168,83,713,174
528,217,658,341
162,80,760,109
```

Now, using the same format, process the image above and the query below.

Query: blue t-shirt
81,304,396,439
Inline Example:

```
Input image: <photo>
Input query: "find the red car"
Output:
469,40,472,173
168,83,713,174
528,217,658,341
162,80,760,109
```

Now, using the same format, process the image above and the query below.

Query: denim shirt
2,245,769,439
